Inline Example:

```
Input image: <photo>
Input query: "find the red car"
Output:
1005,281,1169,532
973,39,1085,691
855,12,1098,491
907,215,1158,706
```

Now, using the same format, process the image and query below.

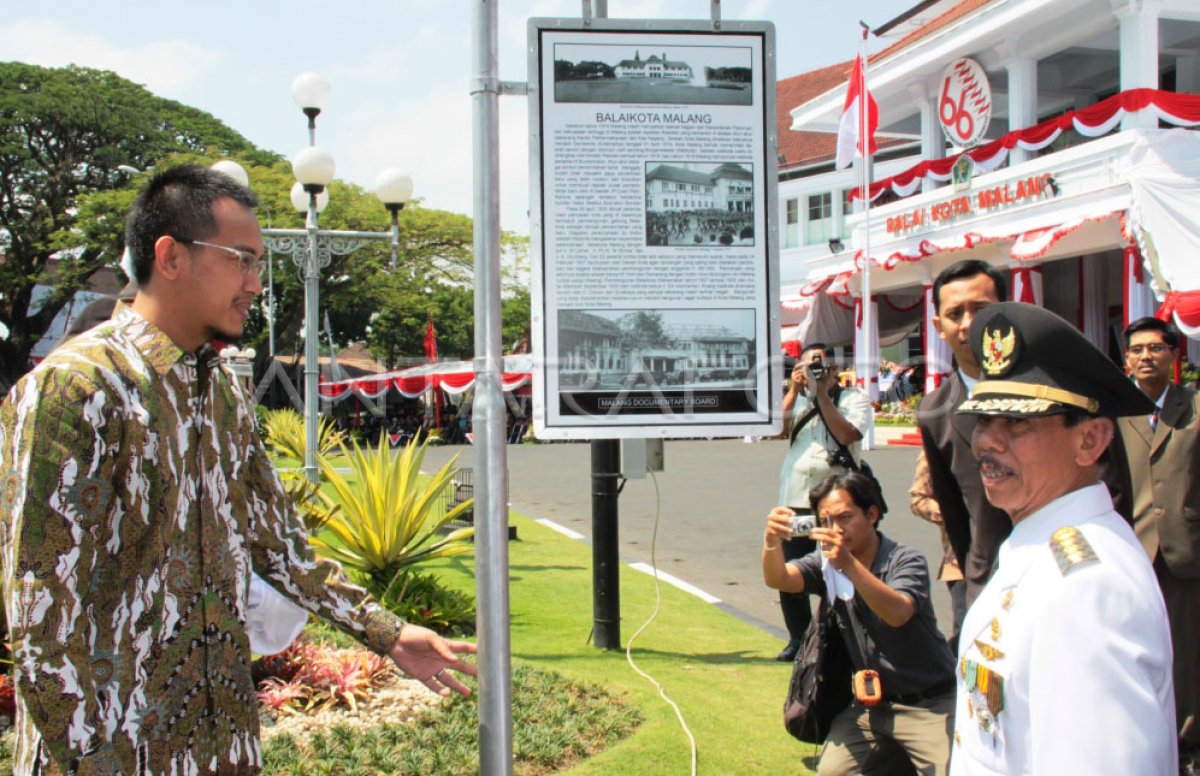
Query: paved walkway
422,426,954,645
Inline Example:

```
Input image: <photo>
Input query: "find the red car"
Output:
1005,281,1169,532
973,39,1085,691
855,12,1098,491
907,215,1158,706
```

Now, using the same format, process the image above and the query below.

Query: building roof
275,341,389,376
776,0,993,170
559,310,621,337
646,164,715,187
711,163,753,181
776,61,852,171
873,0,992,63
618,51,692,70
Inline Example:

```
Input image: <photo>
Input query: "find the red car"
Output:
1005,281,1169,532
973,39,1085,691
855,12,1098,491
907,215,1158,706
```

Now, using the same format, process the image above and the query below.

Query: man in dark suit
1119,316,1200,773
917,260,1009,637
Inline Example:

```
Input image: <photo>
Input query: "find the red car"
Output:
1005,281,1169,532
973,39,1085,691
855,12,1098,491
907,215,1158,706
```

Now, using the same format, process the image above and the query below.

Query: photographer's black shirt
793,532,955,698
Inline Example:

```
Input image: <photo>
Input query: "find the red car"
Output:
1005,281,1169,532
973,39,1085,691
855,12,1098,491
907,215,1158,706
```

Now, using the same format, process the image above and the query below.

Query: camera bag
783,595,852,743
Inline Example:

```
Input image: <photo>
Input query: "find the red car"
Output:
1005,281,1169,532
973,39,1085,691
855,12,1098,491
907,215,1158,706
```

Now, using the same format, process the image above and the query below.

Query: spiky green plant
279,473,340,536
310,436,474,601
260,408,341,534
262,408,345,461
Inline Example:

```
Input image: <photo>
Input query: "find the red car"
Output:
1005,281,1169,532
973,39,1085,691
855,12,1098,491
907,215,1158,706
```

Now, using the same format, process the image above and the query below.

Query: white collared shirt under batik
0,308,403,775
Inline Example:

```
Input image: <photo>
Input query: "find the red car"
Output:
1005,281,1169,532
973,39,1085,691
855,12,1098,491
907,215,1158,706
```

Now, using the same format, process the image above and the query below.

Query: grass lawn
426,511,820,775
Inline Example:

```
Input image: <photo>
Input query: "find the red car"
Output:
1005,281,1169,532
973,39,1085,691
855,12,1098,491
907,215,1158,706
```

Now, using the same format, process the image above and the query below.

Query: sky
1,0,916,235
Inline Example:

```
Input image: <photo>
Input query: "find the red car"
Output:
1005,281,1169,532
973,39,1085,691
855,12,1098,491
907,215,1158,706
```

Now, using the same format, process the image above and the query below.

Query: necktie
1150,412,1158,431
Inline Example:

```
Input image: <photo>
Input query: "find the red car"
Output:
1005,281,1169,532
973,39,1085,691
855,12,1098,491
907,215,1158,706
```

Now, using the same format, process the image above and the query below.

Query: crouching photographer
763,471,956,776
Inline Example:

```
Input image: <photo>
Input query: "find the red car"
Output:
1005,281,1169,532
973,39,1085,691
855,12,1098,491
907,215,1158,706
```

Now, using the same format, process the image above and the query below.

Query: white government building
777,0,1200,398
615,51,694,81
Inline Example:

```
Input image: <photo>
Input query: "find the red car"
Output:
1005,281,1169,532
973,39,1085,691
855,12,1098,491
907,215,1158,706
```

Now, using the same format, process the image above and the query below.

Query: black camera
807,363,827,380
828,448,856,469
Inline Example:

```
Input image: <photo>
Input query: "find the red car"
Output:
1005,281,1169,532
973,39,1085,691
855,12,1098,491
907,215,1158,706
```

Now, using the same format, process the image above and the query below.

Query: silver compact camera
788,512,817,537
806,362,828,380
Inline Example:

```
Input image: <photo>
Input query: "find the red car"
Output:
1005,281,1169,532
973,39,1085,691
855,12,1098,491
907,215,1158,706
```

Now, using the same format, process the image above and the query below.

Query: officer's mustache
975,454,1015,478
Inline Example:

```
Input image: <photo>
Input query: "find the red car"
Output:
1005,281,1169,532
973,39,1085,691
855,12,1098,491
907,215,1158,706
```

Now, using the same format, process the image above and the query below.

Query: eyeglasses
177,238,265,277
1127,343,1172,356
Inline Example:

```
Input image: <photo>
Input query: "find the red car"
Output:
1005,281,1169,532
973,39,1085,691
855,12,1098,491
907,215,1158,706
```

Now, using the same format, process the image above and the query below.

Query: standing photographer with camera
763,472,957,775
774,343,873,661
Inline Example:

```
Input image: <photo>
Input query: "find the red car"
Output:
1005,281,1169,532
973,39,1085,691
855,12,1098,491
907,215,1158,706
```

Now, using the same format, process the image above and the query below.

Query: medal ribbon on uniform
960,657,1005,717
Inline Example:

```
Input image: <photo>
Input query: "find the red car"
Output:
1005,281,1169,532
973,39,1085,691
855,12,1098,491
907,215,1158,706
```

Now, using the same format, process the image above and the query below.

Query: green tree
357,279,530,370
0,62,274,387
4,63,531,388
242,169,533,372
502,286,531,352
618,310,672,350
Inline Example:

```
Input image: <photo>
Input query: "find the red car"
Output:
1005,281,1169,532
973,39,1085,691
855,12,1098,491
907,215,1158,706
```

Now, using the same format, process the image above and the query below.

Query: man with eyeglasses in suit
1119,316,1200,774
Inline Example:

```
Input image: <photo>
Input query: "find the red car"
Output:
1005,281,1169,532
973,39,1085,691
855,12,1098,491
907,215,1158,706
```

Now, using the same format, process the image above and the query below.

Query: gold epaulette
1049,526,1099,575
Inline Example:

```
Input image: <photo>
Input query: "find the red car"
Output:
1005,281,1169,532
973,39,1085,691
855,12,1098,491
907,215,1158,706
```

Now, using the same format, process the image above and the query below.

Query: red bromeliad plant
0,674,14,718
301,649,392,712
252,641,306,685
257,677,309,713
254,639,394,715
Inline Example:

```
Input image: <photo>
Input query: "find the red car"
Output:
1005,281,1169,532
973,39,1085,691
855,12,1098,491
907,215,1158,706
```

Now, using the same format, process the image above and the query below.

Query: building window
806,193,833,245
841,189,855,238
784,198,799,248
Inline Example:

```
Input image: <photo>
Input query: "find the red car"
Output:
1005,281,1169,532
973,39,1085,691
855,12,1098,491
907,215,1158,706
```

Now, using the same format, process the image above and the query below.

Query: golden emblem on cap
1050,526,1099,575
982,326,1017,375
958,396,1058,414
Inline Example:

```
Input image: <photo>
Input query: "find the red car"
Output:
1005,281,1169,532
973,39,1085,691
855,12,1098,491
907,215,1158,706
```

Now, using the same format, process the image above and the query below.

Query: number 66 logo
938,57,992,149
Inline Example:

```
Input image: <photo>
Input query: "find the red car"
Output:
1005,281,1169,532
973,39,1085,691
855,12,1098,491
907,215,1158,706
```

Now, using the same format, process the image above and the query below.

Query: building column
911,81,946,194
832,189,846,241
854,293,879,450
1079,255,1109,350
923,283,953,394
1006,56,1038,165
1115,0,1160,129
854,294,880,403
1123,245,1157,327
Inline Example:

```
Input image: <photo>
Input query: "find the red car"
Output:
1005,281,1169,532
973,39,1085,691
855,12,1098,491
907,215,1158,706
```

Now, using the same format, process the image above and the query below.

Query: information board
528,18,781,439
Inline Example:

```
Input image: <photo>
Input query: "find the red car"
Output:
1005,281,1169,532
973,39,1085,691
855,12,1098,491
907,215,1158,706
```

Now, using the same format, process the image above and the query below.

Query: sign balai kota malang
885,173,1056,235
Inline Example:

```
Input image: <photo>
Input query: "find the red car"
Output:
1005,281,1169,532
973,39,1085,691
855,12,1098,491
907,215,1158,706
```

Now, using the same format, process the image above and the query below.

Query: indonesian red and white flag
835,54,878,170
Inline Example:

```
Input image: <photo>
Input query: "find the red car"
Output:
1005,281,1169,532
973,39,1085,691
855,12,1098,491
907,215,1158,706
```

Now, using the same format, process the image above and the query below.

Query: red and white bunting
853,89,1200,202
1011,265,1044,306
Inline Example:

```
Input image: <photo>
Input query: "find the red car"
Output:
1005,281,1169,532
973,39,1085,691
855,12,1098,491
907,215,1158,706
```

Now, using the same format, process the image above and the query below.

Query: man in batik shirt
0,165,476,775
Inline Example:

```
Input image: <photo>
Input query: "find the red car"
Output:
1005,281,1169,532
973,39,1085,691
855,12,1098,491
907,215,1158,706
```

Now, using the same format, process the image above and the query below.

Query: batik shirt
0,308,404,775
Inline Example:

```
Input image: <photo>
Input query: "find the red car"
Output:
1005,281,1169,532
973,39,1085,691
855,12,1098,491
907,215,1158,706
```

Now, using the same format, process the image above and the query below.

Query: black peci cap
957,302,1155,418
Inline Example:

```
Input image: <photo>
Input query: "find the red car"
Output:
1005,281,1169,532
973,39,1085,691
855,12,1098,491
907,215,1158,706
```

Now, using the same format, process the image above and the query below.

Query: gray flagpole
471,1,513,773
859,22,875,448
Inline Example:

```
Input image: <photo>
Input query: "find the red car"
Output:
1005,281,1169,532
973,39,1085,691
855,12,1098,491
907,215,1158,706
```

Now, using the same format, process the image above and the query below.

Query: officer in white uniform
949,302,1177,775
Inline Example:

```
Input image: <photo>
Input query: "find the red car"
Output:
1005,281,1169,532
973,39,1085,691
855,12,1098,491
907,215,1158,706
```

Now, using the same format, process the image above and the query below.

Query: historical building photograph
556,308,756,392
645,161,755,246
553,42,752,105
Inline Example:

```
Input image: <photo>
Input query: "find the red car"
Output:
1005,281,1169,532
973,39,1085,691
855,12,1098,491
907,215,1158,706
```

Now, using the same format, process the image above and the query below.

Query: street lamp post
262,72,413,485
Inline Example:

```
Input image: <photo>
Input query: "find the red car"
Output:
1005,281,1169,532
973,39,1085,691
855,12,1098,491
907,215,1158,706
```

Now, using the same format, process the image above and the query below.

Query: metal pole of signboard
579,0,623,652
471,1,513,773
591,439,622,649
